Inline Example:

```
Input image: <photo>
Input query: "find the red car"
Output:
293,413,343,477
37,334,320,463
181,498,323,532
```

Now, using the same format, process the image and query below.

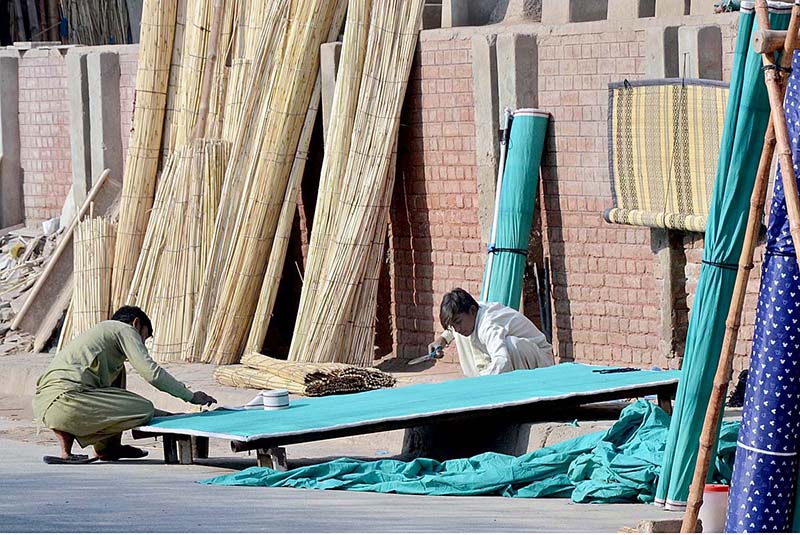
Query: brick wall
390,36,481,361
18,49,71,226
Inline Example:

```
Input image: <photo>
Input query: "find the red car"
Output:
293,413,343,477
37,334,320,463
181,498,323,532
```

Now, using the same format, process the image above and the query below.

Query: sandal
98,445,149,461
43,454,99,465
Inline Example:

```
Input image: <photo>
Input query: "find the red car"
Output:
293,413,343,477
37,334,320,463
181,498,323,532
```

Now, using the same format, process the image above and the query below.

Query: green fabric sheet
139,364,680,441
481,109,549,309
655,4,792,509
202,400,740,504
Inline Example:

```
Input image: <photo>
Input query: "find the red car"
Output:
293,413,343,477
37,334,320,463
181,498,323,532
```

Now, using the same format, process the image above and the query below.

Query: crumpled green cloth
202,400,740,504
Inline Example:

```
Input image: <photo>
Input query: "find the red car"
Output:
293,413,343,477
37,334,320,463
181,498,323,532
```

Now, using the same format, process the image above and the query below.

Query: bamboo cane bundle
242,352,353,379
288,0,373,359
244,1,350,354
185,0,293,360
61,217,116,345
161,0,187,158
111,0,178,310
190,0,346,365
288,0,424,365
171,0,233,148
63,0,130,45
127,139,229,361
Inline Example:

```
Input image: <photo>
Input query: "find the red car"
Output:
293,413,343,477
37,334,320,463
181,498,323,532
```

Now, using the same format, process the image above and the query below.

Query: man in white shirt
428,288,554,377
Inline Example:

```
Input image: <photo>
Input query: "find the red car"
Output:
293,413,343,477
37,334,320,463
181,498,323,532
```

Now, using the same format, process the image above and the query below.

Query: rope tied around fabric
487,244,528,256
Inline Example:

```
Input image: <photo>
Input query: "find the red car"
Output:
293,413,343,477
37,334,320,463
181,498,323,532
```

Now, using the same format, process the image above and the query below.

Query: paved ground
0,433,683,533
0,353,686,532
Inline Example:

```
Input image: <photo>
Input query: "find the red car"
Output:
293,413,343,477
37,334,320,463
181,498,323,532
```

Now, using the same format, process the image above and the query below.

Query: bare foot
52,429,75,459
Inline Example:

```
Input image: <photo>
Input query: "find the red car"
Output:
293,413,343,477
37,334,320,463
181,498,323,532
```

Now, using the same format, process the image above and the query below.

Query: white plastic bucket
698,484,729,533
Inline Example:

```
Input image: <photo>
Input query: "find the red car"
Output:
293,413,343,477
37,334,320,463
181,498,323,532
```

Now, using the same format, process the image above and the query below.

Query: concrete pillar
126,0,144,43
678,25,723,80
442,0,471,27
541,0,608,23
607,0,656,19
65,49,92,212
496,33,538,115
655,0,690,17
320,41,342,142
87,52,123,186
471,34,500,247
0,51,24,228
645,26,680,78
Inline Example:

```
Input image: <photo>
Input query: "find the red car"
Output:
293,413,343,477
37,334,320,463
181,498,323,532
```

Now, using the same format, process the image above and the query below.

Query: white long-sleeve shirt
440,302,553,377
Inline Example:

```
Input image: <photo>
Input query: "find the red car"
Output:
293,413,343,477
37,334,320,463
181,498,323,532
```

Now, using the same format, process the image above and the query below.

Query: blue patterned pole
726,49,800,533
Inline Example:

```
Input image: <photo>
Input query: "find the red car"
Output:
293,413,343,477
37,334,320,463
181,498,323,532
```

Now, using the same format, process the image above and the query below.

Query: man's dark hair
111,306,153,335
440,288,479,330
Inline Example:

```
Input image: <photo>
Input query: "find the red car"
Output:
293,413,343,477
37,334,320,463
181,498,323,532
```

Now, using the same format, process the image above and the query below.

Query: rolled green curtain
481,109,549,309
654,2,792,510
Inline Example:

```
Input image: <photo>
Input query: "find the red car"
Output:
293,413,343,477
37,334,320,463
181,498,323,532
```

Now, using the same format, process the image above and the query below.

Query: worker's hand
190,391,217,406
428,337,447,359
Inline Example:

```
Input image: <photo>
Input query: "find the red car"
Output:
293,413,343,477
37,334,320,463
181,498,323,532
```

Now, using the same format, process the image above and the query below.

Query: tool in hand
409,346,442,366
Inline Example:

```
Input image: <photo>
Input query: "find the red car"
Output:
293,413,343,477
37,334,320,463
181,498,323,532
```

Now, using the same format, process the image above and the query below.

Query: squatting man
33,306,217,464
429,288,555,376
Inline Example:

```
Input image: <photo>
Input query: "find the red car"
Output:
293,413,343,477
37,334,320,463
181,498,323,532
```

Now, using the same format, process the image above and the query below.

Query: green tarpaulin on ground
655,3,792,509
202,400,740,503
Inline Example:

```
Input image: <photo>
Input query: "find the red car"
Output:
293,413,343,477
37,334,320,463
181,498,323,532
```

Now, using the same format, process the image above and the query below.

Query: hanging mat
605,78,728,233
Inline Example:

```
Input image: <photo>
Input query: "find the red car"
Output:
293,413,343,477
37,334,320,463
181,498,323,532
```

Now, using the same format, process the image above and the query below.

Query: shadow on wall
389,94,435,360
539,120,575,362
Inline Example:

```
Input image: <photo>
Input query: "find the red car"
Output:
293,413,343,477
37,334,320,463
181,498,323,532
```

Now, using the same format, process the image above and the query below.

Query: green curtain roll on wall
481,109,549,309
655,2,792,510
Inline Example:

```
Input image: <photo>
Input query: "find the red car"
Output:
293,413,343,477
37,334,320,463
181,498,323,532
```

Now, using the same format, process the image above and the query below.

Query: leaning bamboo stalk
680,4,800,531
111,0,178,309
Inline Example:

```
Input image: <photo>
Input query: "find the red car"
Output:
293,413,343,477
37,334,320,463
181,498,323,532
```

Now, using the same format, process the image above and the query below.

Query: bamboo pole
111,0,178,309
680,3,800,532
756,1,800,267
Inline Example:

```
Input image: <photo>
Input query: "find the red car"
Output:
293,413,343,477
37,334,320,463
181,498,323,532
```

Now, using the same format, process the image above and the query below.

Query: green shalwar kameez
33,320,193,453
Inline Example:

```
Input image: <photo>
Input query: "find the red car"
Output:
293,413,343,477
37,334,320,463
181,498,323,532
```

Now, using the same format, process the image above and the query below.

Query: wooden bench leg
177,436,194,465
257,447,288,471
163,436,179,464
192,436,209,459
658,392,673,415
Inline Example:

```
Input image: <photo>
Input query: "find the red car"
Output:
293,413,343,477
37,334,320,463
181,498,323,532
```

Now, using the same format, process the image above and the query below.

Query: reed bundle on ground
59,217,117,348
111,0,178,309
287,0,425,366
191,0,346,365
214,353,396,396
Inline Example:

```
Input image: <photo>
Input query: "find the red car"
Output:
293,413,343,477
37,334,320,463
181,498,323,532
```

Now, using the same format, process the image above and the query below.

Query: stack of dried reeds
286,0,425,366
126,139,228,361
191,0,347,365
111,0,178,310
63,0,130,45
58,216,117,348
214,353,396,396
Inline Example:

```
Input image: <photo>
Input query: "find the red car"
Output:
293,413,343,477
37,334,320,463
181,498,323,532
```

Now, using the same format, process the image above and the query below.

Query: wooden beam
753,28,797,54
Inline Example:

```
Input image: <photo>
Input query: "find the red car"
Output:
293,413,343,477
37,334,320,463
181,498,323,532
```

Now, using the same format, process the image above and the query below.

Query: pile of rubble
0,226,59,355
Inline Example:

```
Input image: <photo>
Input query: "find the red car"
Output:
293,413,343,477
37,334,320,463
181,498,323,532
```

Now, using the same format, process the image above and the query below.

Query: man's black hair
440,288,479,330
111,306,153,335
